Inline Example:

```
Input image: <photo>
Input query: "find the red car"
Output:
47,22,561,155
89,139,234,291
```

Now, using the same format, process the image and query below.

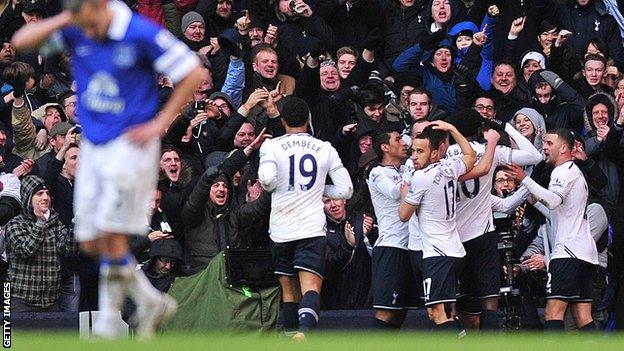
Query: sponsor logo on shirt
82,72,126,114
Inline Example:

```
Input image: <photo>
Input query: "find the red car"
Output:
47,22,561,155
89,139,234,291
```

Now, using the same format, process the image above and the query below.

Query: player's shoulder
552,160,579,176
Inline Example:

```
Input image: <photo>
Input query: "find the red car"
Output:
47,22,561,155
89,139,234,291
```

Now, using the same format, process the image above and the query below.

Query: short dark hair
58,90,76,106
372,131,391,158
546,128,574,149
474,91,497,108
414,125,449,150
583,53,607,68
337,46,358,60
281,96,310,128
357,84,384,108
408,87,432,102
161,144,181,157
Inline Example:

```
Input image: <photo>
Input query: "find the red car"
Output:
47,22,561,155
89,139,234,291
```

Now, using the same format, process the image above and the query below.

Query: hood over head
513,107,547,151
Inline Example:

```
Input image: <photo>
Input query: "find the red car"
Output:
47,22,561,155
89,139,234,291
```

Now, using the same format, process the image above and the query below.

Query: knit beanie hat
181,11,205,33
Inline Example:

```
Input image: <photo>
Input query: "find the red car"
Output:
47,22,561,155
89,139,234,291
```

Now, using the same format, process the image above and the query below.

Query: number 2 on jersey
288,154,318,191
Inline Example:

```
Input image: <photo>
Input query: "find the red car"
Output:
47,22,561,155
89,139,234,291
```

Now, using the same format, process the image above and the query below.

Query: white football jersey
403,158,422,251
258,133,352,243
368,164,410,249
548,161,598,265
405,157,467,258
446,142,513,242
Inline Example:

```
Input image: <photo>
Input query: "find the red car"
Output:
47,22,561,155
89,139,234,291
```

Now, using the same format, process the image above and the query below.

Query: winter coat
5,176,70,307
545,0,624,70
180,148,271,275
581,92,623,216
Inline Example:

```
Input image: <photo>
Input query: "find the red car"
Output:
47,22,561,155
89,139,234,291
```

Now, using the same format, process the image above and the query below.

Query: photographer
163,99,228,173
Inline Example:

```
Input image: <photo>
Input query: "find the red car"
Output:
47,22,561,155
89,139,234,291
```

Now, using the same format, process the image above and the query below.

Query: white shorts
74,137,160,242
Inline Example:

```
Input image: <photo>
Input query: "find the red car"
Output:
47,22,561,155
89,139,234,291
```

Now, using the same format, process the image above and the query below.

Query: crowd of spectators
1,0,624,330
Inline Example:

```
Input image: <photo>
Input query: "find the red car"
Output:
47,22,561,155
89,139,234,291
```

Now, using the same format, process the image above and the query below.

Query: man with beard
399,121,476,332
506,129,599,332
182,129,271,275
527,69,584,132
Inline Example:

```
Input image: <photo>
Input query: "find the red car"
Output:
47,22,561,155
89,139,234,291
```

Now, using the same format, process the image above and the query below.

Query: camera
193,101,206,111
74,124,82,134
289,0,305,14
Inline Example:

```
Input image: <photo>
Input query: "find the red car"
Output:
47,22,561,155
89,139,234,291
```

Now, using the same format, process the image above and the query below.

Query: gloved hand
297,35,323,59
363,28,383,52
480,116,505,131
419,29,446,51
218,29,243,58
539,70,563,90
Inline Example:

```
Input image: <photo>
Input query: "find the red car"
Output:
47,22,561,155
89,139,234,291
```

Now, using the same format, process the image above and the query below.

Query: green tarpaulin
163,251,281,332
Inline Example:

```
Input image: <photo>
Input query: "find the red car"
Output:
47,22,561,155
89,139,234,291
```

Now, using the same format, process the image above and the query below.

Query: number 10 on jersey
288,153,318,191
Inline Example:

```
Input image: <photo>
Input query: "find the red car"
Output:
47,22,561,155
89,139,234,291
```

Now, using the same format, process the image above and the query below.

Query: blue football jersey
57,1,197,144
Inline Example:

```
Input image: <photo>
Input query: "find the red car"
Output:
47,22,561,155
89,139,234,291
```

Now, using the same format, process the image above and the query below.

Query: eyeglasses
401,90,414,97
474,104,494,112
495,178,515,184
64,101,77,108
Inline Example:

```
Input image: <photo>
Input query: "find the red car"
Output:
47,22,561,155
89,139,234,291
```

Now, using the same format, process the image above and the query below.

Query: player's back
261,133,339,243
406,158,466,258
447,142,513,242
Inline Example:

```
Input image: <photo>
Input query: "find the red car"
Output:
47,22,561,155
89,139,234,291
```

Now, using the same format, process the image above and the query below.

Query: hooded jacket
449,13,496,90
513,107,547,152
527,69,585,132
5,175,70,307
393,41,457,110
180,148,271,275
581,92,622,215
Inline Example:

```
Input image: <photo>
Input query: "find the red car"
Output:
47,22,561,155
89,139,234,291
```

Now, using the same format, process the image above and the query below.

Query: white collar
107,1,132,41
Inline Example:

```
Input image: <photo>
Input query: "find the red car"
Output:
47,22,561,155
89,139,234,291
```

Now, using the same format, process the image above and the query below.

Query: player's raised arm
458,128,500,181
431,121,477,174
12,11,72,52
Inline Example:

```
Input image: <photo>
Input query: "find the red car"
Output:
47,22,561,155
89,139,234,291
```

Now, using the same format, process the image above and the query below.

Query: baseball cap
22,0,46,15
49,122,73,137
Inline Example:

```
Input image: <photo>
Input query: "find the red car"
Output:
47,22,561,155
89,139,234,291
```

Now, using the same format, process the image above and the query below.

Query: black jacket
296,65,356,142
321,212,374,309
180,148,271,275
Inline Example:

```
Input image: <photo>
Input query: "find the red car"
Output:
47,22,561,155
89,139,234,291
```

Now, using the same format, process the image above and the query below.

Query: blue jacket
449,14,497,91
392,43,456,110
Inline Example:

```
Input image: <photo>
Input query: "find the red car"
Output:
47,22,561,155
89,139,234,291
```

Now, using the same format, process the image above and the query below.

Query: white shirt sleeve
369,171,402,200
258,142,278,192
324,147,353,199
445,157,468,179
405,172,427,205
504,123,543,166
521,177,562,210
490,186,530,213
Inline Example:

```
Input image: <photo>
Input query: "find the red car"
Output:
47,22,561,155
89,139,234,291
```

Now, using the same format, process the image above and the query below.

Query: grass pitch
9,331,624,351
